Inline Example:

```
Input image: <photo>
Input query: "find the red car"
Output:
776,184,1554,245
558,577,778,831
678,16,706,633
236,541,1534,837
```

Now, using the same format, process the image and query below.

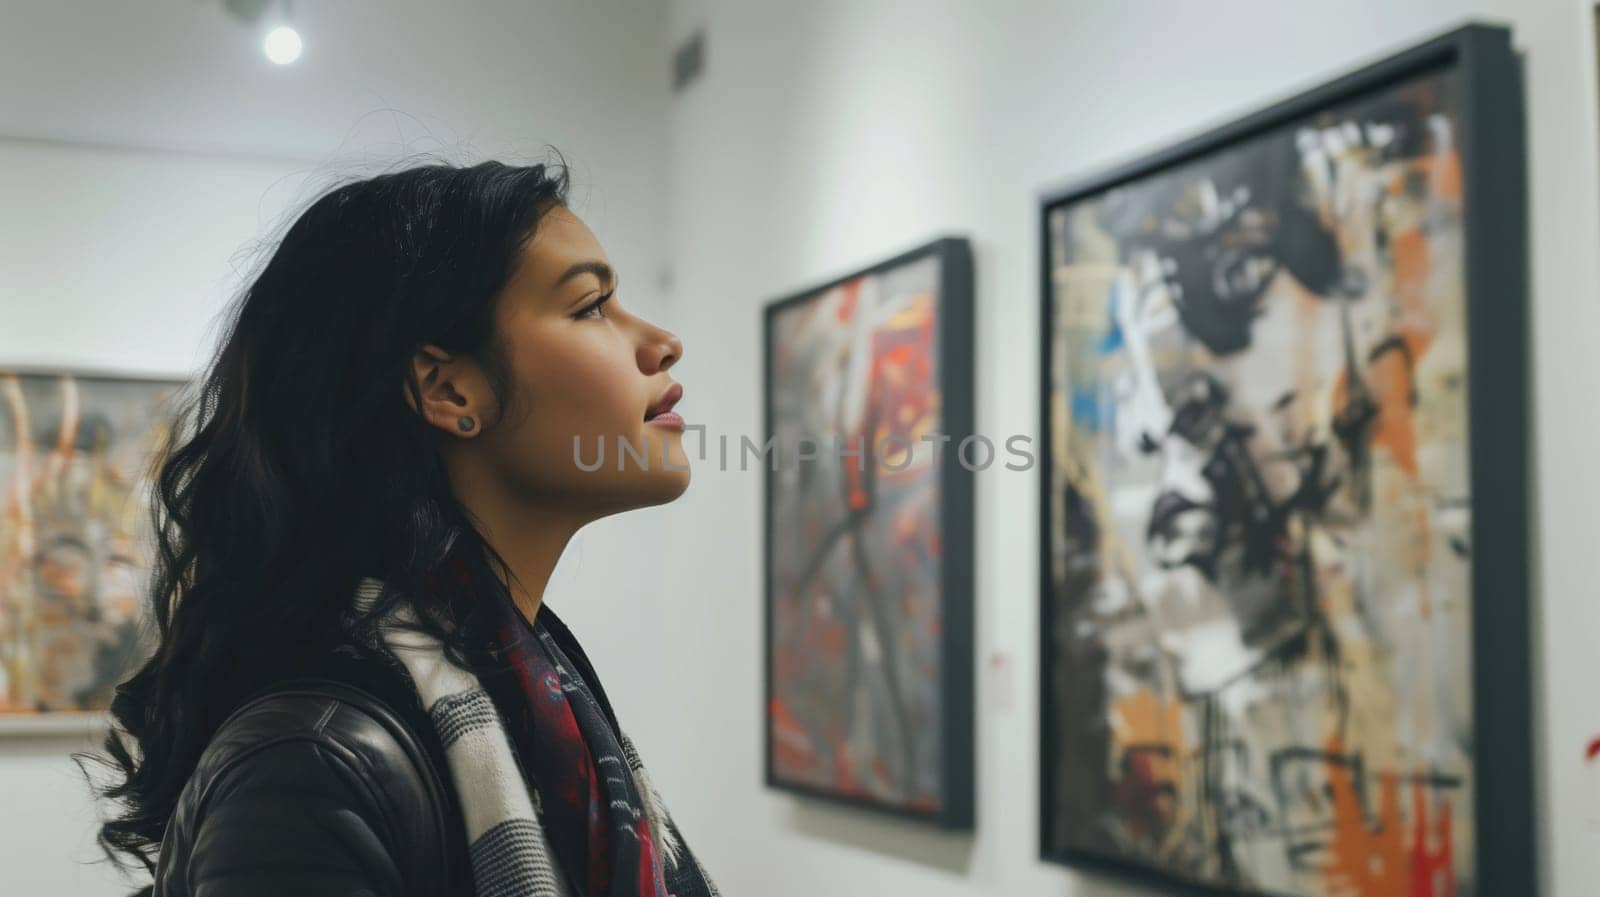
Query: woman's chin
619,451,693,508
596,471,690,518
647,463,692,504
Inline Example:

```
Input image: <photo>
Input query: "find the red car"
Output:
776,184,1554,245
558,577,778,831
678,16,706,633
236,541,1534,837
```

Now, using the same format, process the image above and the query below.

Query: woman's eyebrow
553,260,614,289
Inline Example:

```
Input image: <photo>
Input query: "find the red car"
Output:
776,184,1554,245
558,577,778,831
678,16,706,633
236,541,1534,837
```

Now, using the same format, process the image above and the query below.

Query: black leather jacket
152,643,476,897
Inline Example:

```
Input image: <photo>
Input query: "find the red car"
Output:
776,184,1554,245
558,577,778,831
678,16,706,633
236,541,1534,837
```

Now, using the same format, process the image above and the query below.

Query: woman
83,157,720,897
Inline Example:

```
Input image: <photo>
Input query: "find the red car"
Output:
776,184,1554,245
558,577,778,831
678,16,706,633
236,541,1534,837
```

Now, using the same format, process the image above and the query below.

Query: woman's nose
639,327,683,373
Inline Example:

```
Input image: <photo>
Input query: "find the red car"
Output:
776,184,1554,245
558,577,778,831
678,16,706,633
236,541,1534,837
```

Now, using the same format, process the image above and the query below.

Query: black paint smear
1147,489,1219,579
1095,131,1345,357
1049,480,1117,853
1167,372,1230,446
1330,294,1380,514
1368,334,1421,407
834,400,918,799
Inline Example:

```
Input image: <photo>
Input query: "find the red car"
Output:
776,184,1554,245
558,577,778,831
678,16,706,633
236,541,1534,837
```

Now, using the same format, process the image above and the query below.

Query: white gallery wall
0,141,309,374
648,1,1600,896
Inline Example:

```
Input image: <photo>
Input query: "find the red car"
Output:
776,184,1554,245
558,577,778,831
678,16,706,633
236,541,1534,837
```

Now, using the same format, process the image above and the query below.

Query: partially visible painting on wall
1039,24,1533,897
0,368,185,732
764,237,974,829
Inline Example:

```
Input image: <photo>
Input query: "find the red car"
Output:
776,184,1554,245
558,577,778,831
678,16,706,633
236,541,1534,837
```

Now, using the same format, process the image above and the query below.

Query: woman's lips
646,411,685,431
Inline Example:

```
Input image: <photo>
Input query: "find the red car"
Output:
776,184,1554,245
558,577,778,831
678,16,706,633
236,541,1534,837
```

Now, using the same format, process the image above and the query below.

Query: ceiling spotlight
263,25,302,65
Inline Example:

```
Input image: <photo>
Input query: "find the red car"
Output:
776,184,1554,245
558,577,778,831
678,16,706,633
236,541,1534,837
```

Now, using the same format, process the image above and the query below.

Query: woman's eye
575,292,614,319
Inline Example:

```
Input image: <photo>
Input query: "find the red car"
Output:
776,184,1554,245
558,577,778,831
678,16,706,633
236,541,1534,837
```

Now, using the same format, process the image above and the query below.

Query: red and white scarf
353,571,720,897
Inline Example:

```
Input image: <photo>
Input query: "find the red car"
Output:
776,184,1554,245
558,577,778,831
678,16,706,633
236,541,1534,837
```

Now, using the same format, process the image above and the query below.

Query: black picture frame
762,236,976,830
1036,22,1532,897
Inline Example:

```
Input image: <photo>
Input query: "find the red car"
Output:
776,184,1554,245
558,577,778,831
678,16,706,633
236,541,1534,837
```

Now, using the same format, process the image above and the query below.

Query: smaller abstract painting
0,368,185,731
764,237,974,828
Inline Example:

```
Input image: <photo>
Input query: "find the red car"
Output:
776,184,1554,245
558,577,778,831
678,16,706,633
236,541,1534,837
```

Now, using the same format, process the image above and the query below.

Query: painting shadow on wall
785,799,974,874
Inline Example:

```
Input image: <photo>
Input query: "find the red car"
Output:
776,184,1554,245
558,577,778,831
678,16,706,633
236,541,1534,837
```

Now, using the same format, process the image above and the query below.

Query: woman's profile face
415,205,690,518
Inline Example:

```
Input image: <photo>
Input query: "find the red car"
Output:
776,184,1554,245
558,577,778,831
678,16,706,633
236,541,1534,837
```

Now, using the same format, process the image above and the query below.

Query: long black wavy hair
80,155,572,892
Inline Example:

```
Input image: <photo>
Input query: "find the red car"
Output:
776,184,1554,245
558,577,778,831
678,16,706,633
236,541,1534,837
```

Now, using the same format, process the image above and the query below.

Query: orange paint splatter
846,481,868,511
1111,689,1184,751
1389,229,1429,321
1328,329,1429,480
1108,689,1185,838
1323,762,1409,895
1421,149,1463,202
1321,738,1456,897
1370,331,1430,478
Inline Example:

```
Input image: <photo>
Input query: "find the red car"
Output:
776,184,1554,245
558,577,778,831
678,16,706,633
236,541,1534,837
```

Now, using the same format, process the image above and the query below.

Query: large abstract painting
764,237,974,828
1039,25,1532,897
0,368,183,731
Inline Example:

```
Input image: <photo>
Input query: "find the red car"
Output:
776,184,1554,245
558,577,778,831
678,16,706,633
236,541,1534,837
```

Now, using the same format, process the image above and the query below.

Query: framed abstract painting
764,237,975,829
1038,24,1532,897
0,366,186,734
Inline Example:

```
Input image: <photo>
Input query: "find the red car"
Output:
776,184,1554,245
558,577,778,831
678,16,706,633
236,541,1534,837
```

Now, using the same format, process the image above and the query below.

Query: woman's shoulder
155,643,463,896
196,640,451,802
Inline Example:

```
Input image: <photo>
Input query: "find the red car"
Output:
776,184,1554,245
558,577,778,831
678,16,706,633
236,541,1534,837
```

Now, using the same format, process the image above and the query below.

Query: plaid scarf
353,562,720,897
477,584,677,896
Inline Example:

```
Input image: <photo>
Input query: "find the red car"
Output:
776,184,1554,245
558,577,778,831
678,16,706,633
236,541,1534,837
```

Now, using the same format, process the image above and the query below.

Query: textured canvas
1042,67,1481,896
765,245,970,822
0,370,181,721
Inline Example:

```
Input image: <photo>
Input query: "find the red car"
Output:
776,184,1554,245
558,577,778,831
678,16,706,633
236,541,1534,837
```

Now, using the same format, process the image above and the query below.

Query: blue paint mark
1097,281,1125,355
1071,388,1105,432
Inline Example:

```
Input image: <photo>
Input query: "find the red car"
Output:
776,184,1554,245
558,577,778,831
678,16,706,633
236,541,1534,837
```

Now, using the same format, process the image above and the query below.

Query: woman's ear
405,345,491,438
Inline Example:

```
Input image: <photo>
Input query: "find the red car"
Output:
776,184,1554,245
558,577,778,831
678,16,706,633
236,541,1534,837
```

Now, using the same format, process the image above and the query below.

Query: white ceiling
0,0,669,161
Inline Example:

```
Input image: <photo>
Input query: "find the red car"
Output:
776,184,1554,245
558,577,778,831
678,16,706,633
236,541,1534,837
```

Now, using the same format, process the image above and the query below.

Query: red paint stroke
842,291,937,510
769,697,818,775
1410,778,1455,897
834,741,860,795
835,278,861,323
1585,737,1600,762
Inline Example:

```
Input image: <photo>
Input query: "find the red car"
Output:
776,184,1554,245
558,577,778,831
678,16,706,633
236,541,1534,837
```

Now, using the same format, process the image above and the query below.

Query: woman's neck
486,514,580,625
452,495,586,627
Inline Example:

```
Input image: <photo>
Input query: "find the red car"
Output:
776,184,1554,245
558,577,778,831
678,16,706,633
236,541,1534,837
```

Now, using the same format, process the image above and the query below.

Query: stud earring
457,416,475,433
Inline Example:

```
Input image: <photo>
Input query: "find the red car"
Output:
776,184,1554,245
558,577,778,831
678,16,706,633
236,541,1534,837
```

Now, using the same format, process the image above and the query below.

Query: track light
263,25,302,65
